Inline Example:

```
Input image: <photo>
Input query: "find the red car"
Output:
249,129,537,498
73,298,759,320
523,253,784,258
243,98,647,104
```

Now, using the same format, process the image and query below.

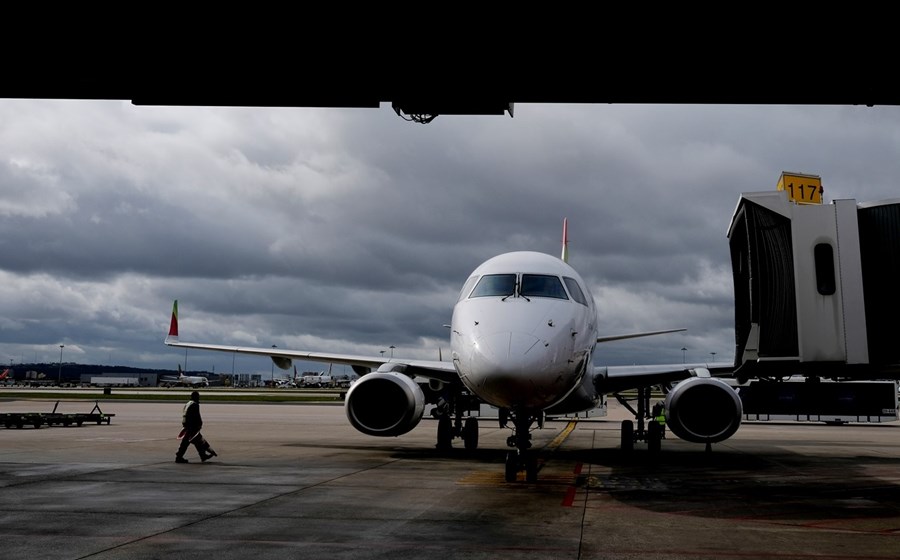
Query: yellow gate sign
777,172,823,204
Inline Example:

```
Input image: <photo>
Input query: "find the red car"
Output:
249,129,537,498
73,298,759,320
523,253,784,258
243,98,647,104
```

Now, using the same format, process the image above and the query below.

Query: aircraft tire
504,451,518,483
437,416,453,450
525,454,538,483
621,420,634,452
648,420,661,454
462,417,479,450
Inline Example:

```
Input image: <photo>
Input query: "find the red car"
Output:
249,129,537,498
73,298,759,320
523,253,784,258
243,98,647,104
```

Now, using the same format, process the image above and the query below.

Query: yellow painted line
545,420,577,451
457,421,579,486
458,470,507,485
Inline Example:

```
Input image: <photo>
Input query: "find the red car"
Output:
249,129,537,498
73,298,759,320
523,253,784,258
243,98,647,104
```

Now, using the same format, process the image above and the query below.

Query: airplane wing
164,301,460,385
596,328,686,344
594,361,735,394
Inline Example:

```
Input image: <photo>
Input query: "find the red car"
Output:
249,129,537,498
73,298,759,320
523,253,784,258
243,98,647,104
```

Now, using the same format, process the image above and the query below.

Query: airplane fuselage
450,251,597,411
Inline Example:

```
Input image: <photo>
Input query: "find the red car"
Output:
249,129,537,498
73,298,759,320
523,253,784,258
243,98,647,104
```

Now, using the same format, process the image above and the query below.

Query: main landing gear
432,392,480,452
615,385,664,453
501,409,540,483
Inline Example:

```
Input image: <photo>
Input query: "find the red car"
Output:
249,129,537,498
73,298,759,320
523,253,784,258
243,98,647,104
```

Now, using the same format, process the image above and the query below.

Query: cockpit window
470,274,516,298
520,274,568,299
458,276,480,302
563,277,588,306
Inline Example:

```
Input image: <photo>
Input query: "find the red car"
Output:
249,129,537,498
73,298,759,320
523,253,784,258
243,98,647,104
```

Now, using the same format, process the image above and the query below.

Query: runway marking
458,421,580,488
544,421,577,451
457,470,507,485
562,482,578,507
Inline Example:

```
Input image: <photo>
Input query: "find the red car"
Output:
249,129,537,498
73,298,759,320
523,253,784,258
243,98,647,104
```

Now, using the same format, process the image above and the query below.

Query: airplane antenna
561,218,569,263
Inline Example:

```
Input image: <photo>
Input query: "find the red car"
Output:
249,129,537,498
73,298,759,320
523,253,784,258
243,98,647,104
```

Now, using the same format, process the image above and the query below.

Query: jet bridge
727,186,900,381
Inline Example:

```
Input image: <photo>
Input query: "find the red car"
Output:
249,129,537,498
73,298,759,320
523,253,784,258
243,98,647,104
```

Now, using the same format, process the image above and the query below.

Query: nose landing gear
503,409,539,482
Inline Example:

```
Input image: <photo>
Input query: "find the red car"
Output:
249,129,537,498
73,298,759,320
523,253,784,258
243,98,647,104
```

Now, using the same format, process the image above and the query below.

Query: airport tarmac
1,397,899,559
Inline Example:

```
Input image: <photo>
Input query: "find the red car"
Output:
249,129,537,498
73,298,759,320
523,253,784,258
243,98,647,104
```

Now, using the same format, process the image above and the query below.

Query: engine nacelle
345,372,425,437
664,377,742,444
271,356,292,370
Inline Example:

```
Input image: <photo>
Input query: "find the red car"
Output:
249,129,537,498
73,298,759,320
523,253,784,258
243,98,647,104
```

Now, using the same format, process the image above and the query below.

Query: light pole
271,345,277,385
380,350,385,360
389,345,395,359
710,351,716,362
681,347,687,364
58,345,64,385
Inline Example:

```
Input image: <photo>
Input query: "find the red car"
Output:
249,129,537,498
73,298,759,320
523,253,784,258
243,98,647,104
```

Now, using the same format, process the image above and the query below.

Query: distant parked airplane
158,365,209,388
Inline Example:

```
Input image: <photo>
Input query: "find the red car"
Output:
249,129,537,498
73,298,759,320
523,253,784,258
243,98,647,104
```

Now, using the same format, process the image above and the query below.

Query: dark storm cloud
1,100,899,373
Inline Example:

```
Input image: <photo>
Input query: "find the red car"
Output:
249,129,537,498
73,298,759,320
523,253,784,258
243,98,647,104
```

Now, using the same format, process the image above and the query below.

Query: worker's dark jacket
182,401,203,433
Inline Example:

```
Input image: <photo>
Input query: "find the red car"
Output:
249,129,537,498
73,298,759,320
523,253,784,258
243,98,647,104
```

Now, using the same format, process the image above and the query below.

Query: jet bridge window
521,274,569,299
814,243,836,295
470,274,516,298
563,277,588,306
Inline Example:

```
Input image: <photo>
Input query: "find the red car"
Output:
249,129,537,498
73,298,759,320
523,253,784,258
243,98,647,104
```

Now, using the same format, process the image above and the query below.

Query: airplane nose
478,332,542,368
466,331,554,407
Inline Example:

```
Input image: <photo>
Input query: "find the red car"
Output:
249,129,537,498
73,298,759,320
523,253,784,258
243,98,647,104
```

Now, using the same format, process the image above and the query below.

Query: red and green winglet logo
168,300,179,340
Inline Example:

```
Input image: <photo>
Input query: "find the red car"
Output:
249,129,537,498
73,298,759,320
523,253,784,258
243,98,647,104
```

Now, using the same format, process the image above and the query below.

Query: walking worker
651,401,667,438
175,391,218,463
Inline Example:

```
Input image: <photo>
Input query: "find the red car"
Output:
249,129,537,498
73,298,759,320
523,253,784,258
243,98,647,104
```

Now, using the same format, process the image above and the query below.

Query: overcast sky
2,100,898,377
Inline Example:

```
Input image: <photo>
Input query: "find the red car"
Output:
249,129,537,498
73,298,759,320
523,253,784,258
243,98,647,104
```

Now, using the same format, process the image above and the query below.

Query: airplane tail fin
167,300,179,341
560,217,569,263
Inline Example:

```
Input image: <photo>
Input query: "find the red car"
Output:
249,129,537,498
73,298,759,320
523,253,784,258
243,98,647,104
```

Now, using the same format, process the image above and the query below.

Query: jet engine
345,371,425,437
270,356,292,370
664,377,742,444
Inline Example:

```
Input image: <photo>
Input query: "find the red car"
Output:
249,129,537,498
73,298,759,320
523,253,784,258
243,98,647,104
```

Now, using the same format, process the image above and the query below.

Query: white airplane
165,219,738,482
159,364,209,388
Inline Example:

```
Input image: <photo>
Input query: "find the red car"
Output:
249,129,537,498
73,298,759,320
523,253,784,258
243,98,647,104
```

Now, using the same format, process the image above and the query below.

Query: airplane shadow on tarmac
285,428,900,523
558,445,900,522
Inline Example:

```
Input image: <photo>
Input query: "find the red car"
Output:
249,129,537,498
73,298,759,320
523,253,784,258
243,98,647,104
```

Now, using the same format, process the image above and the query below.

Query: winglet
167,300,179,342
561,217,569,263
